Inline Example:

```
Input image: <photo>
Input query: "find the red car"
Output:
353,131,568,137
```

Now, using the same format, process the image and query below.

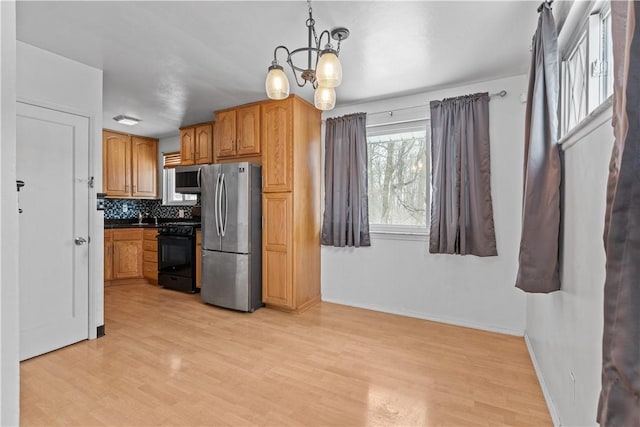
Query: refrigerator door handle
214,173,221,237
197,167,202,191
221,173,228,237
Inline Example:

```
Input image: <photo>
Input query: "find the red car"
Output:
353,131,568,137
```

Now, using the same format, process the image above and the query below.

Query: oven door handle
158,235,192,241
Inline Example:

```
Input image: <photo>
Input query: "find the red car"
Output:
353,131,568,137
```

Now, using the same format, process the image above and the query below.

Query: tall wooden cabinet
180,122,213,165
103,130,158,198
261,95,321,312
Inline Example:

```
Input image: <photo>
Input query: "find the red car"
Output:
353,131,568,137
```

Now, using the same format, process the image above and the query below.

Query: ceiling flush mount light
265,0,349,111
113,115,141,126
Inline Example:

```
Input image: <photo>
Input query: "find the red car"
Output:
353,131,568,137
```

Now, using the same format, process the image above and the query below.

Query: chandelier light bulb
316,48,342,88
265,64,290,100
314,86,336,111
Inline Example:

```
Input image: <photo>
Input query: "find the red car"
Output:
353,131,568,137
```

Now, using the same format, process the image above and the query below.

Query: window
162,152,197,206
367,121,429,234
561,4,613,136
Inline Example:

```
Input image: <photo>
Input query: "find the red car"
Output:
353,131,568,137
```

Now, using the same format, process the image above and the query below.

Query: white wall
16,42,104,335
321,74,528,335
525,107,613,426
1,2,20,425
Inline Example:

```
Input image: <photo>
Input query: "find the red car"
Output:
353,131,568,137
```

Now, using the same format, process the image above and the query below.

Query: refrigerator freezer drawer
201,250,261,312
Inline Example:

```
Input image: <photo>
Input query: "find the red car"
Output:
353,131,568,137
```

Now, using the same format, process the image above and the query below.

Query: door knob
75,237,87,245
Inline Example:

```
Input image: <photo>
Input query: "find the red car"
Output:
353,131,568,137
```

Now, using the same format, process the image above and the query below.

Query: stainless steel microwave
174,165,201,194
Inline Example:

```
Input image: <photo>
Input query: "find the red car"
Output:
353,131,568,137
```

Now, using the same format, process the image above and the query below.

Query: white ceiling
16,1,541,138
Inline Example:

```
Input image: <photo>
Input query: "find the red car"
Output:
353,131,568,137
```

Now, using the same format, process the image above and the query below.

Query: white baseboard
320,297,524,337
524,332,561,427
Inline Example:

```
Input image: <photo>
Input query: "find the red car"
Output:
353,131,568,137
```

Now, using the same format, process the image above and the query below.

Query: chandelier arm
272,45,291,64
317,30,332,49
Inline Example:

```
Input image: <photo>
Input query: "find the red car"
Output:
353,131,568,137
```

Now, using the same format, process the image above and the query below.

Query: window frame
365,119,430,237
560,2,612,138
161,153,197,206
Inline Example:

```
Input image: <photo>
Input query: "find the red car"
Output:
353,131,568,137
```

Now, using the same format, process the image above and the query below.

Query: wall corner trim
524,332,562,427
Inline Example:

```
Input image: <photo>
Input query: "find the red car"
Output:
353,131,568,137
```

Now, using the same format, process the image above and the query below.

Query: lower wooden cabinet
104,228,159,283
112,229,144,279
104,230,113,281
262,193,293,307
142,228,158,283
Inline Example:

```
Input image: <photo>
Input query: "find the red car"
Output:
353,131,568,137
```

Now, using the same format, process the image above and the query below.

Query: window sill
560,96,613,151
161,200,198,207
370,229,428,241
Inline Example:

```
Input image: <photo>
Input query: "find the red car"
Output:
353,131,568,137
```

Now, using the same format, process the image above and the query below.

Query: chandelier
264,0,349,111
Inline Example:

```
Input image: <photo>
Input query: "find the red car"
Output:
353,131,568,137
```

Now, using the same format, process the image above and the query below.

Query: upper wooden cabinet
262,101,293,192
180,122,213,165
103,131,131,197
103,130,158,199
131,136,158,198
214,104,261,161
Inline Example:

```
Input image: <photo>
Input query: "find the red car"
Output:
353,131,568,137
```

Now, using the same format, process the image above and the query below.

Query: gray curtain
321,112,370,247
429,92,497,257
514,4,561,293
598,2,640,425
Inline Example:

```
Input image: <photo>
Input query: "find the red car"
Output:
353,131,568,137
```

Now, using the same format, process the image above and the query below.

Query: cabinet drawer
143,251,157,262
143,228,158,240
143,261,158,280
143,261,157,272
143,240,157,252
112,228,143,241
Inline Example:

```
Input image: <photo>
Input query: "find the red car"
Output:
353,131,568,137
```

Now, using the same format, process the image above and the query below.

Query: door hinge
88,176,95,188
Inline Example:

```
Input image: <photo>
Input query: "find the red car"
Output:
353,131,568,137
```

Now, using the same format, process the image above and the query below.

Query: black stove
157,222,200,293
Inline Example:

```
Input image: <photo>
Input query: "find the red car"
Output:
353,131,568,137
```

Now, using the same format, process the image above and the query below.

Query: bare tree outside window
367,127,428,227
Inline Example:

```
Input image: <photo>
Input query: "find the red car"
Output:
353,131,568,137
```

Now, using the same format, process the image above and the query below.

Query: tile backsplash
104,199,197,220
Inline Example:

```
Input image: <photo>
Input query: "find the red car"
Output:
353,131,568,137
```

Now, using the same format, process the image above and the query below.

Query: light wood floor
21,283,551,426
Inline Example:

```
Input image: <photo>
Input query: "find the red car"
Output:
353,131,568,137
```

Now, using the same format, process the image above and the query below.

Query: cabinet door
103,131,131,197
131,136,158,198
236,105,261,156
180,128,195,165
195,124,213,164
104,230,112,281
215,110,236,158
112,240,143,279
112,229,143,279
262,193,293,308
262,101,292,192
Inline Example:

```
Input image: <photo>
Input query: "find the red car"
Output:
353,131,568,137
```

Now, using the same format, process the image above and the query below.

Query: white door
17,102,90,361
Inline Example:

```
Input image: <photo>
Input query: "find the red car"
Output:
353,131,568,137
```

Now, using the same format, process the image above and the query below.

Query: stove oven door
157,235,194,278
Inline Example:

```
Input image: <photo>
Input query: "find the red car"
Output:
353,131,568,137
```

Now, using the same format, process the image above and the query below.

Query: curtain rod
366,90,507,117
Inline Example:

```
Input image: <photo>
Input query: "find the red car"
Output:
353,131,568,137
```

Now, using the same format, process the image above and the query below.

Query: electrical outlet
178,209,184,218
123,204,128,213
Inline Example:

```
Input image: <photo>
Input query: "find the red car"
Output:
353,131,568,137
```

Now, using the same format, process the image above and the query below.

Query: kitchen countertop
104,223,159,229
104,219,201,229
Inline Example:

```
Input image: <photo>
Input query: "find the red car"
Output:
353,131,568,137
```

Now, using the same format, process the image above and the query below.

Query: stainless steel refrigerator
200,162,262,312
